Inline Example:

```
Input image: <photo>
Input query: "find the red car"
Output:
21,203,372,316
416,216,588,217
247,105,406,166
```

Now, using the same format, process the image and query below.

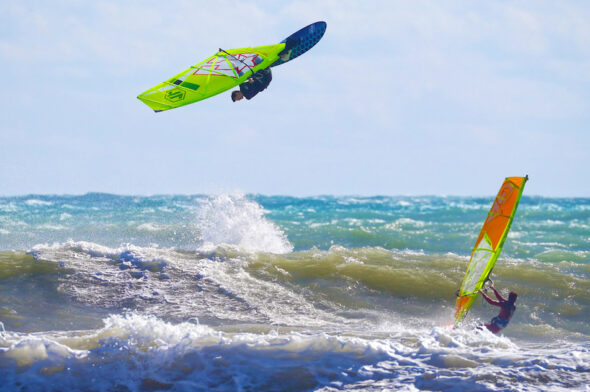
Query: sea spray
197,193,293,254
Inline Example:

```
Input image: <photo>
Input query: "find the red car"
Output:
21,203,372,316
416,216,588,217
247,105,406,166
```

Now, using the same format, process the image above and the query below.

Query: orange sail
454,176,528,326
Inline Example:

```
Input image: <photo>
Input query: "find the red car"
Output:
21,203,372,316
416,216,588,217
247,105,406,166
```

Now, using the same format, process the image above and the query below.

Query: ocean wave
24,199,53,207
2,195,589,261
197,193,293,254
21,241,342,328
384,218,427,231
534,249,590,263
1,194,590,390
0,242,586,338
0,202,17,213
135,222,166,232
1,314,588,391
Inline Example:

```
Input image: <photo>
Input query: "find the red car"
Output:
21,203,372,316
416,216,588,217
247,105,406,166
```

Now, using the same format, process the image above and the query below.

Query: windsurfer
478,283,517,334
231,68,272,101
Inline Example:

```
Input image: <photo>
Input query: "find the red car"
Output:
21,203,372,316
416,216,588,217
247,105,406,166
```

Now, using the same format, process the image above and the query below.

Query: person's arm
479,290,500,306
489,285,507,302
251,69,266,85
252,68,271,86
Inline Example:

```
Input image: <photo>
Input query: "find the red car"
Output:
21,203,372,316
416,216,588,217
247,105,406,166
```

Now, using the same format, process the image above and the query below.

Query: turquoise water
2,194,589,260
1,194,589,390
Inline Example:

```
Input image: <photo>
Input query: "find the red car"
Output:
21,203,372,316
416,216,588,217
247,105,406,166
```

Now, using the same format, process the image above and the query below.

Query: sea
0,193,588,391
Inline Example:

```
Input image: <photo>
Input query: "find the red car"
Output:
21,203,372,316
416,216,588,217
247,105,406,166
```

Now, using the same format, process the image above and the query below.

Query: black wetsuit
239,68,272,100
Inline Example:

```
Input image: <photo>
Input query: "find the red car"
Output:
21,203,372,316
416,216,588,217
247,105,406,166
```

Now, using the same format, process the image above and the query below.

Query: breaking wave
197,193,293,254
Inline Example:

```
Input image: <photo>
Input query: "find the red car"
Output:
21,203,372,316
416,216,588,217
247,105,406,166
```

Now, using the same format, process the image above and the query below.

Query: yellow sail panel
137,44,285,112
454,176,528,326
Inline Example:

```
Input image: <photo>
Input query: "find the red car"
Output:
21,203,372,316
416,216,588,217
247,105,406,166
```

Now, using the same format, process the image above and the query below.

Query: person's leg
485,323,500,334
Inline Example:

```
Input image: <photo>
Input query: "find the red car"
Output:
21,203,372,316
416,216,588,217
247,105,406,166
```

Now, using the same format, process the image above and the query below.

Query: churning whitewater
0,193,589,391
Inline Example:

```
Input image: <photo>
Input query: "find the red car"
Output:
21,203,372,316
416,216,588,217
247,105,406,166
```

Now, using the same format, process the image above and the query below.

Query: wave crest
197,194,292,254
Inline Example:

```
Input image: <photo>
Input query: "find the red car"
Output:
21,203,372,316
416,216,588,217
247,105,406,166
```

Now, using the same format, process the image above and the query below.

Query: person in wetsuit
478,282,517,334
230,36,300,102
231,67,272,102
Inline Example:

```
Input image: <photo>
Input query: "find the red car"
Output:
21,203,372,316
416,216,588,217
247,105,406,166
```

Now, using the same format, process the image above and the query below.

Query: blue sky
1,1,589,196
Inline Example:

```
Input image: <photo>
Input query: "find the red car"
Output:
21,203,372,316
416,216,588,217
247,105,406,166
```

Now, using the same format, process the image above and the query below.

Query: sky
1,0,589,197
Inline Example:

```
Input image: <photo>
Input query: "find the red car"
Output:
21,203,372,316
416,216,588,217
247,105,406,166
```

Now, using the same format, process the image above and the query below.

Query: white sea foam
448,201,487,211
1,314,588,391
136,222,164,232
197,193,293,254
24,199,53,206
28,240,336,326
384,218,427,231
0,202,18,212
58,212,72,221
2,336,84,366
569,221,590,229
544,219,566,226
29,242,180,313
193,255,345,327
38,224,66,231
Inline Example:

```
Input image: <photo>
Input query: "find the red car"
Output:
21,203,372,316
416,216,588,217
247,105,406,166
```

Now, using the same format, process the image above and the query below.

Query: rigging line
218,48,255,77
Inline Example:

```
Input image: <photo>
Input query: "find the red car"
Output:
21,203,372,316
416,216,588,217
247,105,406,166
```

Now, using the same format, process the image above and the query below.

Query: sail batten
454,176,528,326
